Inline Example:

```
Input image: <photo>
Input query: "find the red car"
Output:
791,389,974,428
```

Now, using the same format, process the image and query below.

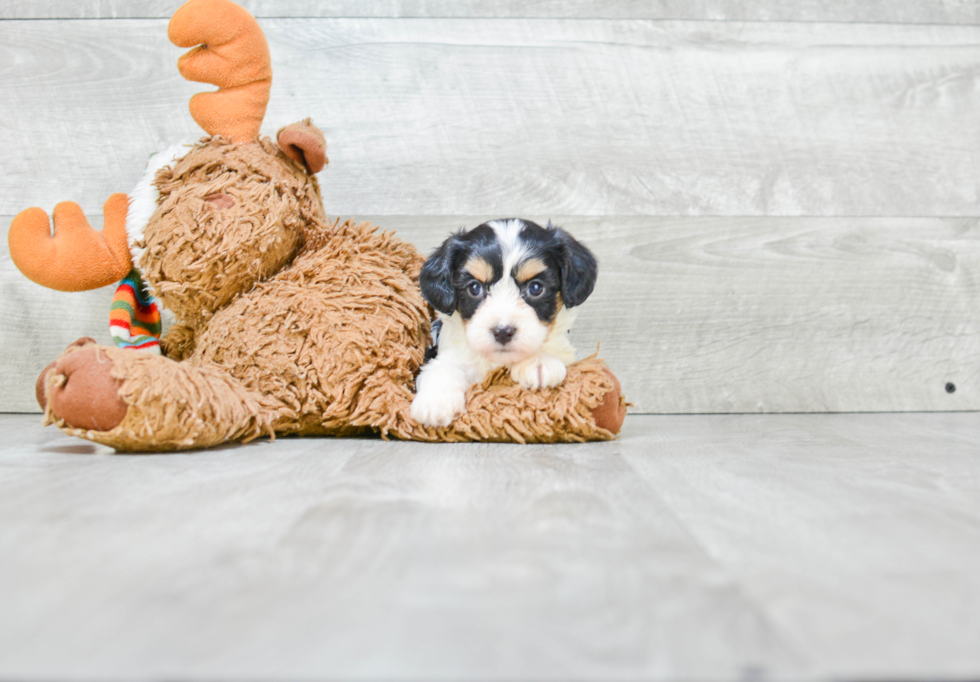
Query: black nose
492,325,516,345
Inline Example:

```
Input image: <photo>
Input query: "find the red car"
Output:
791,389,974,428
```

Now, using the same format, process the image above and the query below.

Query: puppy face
420,219,598,364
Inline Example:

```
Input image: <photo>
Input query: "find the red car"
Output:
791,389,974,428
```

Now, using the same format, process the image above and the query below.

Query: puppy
411,218,598,427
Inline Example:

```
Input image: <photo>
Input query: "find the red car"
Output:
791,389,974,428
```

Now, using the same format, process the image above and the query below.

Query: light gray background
3,4,980,681
3,1,979,413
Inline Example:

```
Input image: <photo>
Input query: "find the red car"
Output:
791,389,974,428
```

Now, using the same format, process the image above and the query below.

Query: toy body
10,0,626,452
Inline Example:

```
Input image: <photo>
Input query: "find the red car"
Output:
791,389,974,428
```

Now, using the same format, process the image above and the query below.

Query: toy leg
590,367,628,434
40,344,277,452
384,355,627,443
185,219,430,440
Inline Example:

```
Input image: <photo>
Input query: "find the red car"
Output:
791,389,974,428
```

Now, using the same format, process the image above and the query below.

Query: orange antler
7,195,133,292
169,0,272,144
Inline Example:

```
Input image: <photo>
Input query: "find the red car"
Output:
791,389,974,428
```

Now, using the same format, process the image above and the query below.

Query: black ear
553,227,598,308
419,233,462,315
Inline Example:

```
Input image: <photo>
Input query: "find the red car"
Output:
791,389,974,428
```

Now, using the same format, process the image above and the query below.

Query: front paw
411,388,466,427
510,355,567,390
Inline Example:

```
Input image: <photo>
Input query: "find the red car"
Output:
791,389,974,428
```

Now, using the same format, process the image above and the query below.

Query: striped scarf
110,269,162,353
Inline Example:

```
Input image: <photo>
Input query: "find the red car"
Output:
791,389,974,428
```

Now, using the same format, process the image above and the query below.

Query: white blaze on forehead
487,218,529,274
483,218,533,328
487,218,523,249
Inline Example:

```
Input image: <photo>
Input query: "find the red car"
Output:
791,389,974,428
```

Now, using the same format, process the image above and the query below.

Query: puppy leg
412,359,469,427
510,352,568,390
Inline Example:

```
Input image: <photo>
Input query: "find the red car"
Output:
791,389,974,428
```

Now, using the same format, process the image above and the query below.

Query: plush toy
7,0,627,452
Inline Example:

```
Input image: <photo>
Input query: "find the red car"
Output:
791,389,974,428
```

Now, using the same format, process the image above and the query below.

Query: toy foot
591,368,627,434
43,344,277,452
36,337,98,410
44,345,128,432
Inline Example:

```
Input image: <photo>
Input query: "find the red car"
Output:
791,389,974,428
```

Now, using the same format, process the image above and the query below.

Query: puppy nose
492,325,516,345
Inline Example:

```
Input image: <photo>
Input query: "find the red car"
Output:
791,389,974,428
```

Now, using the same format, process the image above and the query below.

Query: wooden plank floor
2,412,979,680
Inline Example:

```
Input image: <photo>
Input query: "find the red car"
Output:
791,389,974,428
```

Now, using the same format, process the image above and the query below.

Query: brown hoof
45,345,128,432
36,337,98,410
591,369,627,434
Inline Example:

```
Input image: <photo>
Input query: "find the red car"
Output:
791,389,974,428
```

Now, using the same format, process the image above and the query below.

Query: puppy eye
466,281,484,297
526,280,545,298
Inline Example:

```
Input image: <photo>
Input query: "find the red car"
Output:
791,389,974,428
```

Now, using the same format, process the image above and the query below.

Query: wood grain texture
375,215,980,414
4,0,980,23
1,19,979,216
4,214,978,414
0,414,795,680
620,412,980,678
3,16,979,415
2,412,980,679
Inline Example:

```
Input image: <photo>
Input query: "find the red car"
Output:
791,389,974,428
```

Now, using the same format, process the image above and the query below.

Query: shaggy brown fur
142,137,318,334
17,0,627,452
34,130,626,452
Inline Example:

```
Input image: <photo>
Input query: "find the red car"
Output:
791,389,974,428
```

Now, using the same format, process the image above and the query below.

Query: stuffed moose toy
7,0,626,452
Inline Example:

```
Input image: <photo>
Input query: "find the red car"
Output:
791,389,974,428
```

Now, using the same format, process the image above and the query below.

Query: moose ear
552,227,597,308
419,233,464,315
277,118,327,173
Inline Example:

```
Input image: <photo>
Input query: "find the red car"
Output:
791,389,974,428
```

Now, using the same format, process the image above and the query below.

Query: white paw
411,388,466,427
510,355,567,390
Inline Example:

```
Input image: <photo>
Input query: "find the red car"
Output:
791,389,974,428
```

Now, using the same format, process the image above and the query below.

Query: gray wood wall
2,2,979,413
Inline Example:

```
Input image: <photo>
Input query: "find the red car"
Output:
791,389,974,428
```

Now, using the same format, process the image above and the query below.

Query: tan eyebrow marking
515,257,547,283
464,256,493,282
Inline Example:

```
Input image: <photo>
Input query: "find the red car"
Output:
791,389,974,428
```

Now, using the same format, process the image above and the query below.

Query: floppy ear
419,233,462,315
553,227,598,308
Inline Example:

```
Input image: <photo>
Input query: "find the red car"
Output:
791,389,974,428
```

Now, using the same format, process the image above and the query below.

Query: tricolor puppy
411,218,598,427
